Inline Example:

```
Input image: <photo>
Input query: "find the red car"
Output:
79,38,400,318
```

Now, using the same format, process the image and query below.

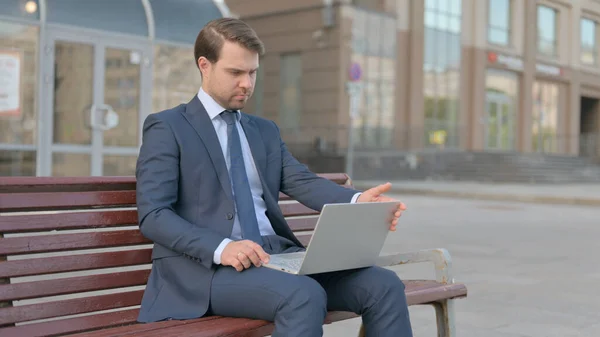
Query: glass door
40,29,151,176
484,92,514,151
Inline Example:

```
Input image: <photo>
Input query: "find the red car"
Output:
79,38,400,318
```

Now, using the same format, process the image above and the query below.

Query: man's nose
239,74,252,89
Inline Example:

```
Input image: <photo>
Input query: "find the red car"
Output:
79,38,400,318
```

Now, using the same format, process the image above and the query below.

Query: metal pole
346,91,356,178
345,82,362,179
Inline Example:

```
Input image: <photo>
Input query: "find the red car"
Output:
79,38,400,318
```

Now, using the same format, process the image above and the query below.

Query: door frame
39,27,152,176
484,91,514,151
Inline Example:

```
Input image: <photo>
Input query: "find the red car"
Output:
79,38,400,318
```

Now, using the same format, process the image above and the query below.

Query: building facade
0,0,227,177
3,0,600,178
227,0,600,167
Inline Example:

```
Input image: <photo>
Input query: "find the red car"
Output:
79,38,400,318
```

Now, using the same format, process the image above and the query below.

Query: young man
135,18,413,337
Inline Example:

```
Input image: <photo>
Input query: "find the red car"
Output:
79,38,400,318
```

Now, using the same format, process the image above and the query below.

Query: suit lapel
181,96,233,200
240,114,267,178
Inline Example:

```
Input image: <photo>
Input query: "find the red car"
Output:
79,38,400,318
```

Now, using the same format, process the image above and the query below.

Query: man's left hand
357,182,406,231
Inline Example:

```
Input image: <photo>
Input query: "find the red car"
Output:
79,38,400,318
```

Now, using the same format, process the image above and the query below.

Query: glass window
279,53,302,131
0,21,39,147
488,0,511,46
152,45,202,113
0,0,40,21
537,5,558,57
350,8,396,149
0,150,36,176
150,0,223,44
581,18,597,65
46,0,148,36
423,0,462,148
485,69,518,150
532,81,559,153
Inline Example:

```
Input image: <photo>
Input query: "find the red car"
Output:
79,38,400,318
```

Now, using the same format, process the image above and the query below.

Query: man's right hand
221,240,270,272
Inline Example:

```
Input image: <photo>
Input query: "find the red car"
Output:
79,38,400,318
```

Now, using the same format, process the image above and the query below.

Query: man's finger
232,260,243,272
237,252,252,269
371,182,392,195
243,247,263,267
247,241,270,263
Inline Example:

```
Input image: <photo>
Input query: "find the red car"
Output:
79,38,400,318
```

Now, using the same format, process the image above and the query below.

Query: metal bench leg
433,299,455,337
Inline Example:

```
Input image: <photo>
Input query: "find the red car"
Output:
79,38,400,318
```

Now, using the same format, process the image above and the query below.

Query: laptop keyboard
269,252,305,272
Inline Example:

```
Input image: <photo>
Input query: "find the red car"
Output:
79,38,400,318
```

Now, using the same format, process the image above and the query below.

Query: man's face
198,40,259,111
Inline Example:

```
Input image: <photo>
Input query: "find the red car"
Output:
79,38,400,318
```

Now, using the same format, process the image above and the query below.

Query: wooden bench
0,173,467,337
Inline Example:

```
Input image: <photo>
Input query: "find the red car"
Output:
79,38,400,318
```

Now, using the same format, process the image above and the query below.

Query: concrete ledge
353,181,600,207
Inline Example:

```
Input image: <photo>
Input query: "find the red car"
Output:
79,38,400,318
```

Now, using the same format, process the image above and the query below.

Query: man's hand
357,182,406,231
221,240,270,272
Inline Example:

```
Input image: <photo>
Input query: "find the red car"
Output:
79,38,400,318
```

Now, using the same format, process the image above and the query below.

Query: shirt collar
197,87,240,122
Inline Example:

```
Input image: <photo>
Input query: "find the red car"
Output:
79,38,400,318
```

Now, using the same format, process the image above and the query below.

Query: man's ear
198,57,210,77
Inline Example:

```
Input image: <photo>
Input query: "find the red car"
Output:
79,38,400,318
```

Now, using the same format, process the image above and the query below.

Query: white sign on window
0,50,21,117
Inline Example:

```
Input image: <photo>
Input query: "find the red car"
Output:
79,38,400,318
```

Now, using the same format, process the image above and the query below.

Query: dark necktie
220,110,263,244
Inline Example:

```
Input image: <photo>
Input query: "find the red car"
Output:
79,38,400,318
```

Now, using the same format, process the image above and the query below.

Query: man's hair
194,18,265,66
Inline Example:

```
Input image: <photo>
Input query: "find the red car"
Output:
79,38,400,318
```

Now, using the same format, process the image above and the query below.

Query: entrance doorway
580,96,599,157
484,91,515,150
39,28,152,176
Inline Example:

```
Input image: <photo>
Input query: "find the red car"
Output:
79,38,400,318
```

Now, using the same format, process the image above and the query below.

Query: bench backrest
0,173,352,337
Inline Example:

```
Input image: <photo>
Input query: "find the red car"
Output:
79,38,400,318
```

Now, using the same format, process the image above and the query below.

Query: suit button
226,212,233,220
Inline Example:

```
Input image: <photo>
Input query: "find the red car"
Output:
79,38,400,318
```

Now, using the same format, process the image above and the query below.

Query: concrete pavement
322,194,600,336
353,180,600,207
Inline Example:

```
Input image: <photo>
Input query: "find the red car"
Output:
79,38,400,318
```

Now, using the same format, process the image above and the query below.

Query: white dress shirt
196,88,360,265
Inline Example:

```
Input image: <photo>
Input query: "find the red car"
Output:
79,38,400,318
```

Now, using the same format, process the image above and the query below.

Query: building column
393,0,411,150
567,3,583,155
519,0,537,153
406,0,425,149
460,0,487,151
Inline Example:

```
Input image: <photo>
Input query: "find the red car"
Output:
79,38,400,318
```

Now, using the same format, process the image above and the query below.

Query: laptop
262,201,399,275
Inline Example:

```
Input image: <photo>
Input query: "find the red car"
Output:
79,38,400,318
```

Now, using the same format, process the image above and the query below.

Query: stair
351,151,600,183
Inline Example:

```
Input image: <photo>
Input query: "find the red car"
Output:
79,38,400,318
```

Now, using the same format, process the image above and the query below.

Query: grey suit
135,96,413,336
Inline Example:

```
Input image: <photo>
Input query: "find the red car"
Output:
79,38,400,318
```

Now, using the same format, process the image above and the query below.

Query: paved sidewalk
353,180,600,206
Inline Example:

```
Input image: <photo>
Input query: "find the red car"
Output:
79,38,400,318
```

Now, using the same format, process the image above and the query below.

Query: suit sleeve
136,114,227,269
273,122,360,210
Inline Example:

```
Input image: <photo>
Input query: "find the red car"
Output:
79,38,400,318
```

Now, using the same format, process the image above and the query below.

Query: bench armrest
376,248,454,284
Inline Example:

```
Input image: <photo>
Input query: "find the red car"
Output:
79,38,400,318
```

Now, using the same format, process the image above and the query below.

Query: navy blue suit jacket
135,96,359,322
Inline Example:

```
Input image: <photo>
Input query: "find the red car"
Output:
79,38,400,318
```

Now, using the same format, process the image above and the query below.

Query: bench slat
0,230,150,255
0,308,142,337
405,281,468,306
279,203,319,217
0,249,151,279
68,316,221,337
286,217,318,232
0,191,136,212
0,290,144,325
0,269,150,302
0,176,136,193
0,210,138,233
296,234,311,247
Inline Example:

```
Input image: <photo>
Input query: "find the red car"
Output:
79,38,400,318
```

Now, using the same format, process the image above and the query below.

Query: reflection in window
152,45,202,113
537,5,558,57
0,0,40,20
423,0,462,148
350,8,396,149
581,18,597,65
532,81,559,153
0,21,39,177
46,0,148,36
488,0,511,46
103,48,141,147
485,69,518,150
0,150,36,176
279,53,302,131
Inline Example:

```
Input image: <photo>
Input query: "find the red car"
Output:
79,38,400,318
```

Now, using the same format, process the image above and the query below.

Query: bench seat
0,174,467,337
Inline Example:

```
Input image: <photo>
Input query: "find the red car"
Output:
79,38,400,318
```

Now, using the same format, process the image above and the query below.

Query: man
135,18,413,337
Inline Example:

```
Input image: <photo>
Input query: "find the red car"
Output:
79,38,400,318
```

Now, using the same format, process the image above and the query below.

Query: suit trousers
208,235,413,337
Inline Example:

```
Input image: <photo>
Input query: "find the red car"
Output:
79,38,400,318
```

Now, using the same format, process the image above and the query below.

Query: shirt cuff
213,238,233,265
351,192,362,203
